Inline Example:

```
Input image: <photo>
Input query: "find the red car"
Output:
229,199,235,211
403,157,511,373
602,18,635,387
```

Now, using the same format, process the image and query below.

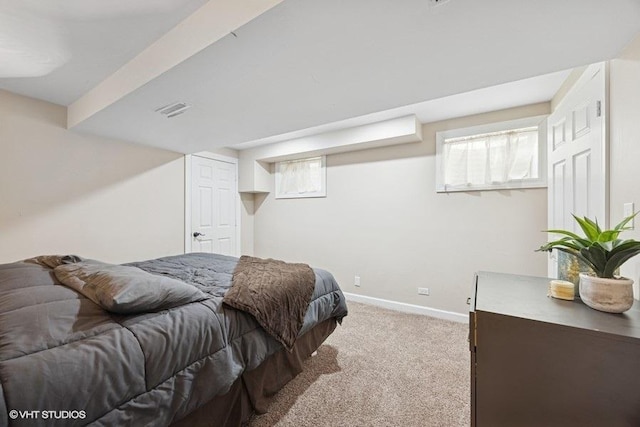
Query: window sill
436,180,547,193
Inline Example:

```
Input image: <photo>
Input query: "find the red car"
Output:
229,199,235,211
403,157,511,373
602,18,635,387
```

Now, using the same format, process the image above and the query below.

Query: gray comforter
0,253,347,427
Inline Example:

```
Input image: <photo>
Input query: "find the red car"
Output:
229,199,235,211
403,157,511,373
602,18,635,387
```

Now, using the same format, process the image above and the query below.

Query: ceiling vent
156,102,191,118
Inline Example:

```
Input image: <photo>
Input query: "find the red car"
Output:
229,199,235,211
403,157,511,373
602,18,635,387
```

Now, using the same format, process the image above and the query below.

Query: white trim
184,153,242,257
184,155,192,254
601,62,610,229
343,292,468,323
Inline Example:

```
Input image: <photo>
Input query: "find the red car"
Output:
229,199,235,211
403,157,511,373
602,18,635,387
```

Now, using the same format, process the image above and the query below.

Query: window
275,156,326,199
436,116,547,192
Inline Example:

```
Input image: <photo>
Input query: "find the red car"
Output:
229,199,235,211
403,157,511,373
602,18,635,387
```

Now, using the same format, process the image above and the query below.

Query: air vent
155,102,191,118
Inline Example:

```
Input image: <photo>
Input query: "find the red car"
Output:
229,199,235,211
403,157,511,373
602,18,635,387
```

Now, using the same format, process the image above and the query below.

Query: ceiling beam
67,0,283,129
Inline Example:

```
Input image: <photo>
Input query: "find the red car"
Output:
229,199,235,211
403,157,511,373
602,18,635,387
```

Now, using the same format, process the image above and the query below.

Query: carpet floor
248,301,470,427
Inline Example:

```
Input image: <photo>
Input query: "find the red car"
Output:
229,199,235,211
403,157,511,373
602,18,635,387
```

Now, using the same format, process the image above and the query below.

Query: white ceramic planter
579,273,634,313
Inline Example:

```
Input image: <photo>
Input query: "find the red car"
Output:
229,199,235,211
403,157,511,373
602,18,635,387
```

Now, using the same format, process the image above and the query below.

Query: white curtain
444,128,538,188
278,157,323,195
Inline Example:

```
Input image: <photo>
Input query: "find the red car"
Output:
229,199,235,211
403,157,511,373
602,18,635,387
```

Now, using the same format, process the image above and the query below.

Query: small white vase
579,273,634,314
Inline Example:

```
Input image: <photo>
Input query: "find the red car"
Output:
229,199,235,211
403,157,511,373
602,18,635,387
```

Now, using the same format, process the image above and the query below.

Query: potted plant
537,213,640,313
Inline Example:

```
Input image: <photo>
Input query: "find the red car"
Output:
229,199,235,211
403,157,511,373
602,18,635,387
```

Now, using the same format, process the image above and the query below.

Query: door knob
193,232,205,238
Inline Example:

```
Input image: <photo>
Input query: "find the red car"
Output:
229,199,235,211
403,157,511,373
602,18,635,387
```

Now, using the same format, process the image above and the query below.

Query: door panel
552,118,567,150
573,150,591,217
200,187,213,227
552,160,566,229
572,103,591,139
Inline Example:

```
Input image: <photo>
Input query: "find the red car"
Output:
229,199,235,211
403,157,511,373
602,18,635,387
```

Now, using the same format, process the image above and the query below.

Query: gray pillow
24,254,83,269
53,261,207,314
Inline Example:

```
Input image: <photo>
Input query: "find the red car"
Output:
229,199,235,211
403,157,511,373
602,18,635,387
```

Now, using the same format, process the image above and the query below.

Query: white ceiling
2,0,640,153
0,0,208,105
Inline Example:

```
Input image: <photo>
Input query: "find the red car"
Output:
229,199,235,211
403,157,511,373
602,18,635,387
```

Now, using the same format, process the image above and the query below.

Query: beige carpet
249,301,470,427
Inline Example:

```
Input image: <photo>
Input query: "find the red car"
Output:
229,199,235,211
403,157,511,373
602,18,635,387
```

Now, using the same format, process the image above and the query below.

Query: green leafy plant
537,213,640,279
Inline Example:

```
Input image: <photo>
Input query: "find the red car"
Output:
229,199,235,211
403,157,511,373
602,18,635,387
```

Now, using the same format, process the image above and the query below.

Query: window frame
435,115,548,193
275,155,327,199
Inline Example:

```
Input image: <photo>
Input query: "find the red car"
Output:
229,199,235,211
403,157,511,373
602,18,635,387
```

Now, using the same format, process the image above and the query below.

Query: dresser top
473,271,640,340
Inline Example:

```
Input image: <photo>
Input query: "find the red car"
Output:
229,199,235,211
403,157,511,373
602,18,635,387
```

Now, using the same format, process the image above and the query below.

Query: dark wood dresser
469,271,640,427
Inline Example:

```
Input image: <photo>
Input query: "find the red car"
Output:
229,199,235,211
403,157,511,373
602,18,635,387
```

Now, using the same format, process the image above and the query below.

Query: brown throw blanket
223,256,315,351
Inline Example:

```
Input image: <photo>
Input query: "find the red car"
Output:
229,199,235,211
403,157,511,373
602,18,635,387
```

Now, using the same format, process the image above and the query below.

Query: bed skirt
170,318,338,427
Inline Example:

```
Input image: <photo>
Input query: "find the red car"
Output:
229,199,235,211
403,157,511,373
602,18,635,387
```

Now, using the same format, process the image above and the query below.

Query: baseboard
343,292,468,323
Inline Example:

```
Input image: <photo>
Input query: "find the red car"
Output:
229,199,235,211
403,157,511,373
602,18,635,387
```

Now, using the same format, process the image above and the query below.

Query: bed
0,252,347,427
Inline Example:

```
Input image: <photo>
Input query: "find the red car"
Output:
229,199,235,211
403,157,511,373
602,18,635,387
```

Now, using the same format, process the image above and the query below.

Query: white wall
240,193,255,255
248,103,550,314
609,34,640,295
0,90,185,264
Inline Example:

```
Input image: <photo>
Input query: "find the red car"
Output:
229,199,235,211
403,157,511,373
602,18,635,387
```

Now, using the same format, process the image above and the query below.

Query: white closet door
191,156,237,256
547,63,608,277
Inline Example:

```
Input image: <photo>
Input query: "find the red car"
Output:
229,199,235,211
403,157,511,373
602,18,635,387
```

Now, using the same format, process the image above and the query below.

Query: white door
547,63,607,276
191,156,238,256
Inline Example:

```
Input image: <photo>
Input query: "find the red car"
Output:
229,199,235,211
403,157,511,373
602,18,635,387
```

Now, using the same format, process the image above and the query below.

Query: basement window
436,116,547,192
275,156,326,199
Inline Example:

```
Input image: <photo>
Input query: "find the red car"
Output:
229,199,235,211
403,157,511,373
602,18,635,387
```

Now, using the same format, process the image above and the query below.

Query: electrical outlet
418,287,430,296
354,275,361,287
